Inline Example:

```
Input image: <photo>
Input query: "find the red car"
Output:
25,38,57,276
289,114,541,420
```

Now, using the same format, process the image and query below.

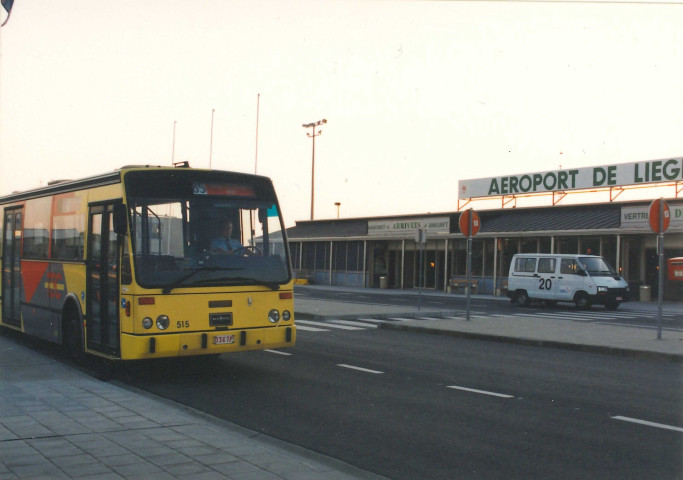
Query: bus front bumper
119,325,296,360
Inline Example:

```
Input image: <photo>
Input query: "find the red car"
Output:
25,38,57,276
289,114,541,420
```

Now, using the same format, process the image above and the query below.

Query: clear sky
1,0,682,226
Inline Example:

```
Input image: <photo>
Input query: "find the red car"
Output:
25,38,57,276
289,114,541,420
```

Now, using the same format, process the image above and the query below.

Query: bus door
86,203,120,356
2,208,23,327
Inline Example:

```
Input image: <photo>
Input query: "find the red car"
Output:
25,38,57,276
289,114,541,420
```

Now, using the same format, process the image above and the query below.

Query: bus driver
210,219,243,254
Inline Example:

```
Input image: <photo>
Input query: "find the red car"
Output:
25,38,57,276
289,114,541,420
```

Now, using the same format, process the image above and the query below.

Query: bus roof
0,165,270,204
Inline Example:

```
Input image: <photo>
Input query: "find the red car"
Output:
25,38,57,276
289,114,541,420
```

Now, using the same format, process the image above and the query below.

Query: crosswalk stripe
296,325,330,332
296,319,365,330
330,320,379,328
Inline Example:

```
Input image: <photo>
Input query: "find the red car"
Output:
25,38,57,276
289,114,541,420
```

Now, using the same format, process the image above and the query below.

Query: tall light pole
302,118,327,220
255,93,260,174
335,202,341,219
171,120,177,165
209,109,215,168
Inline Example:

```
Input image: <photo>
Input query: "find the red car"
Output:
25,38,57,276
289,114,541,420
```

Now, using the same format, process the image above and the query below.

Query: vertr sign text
458,157,682,199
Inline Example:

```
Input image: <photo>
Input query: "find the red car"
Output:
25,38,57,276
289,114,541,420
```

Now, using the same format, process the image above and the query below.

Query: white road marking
296,319,364,330
357,318,390,323
330,320,379,328
295,325,329,332
611,416,683,433
447,385,514,399
337,364,384,374
264,349,292,355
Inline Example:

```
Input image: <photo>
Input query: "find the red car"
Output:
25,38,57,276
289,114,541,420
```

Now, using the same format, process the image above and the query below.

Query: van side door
557,258,584,301
535,257,557,300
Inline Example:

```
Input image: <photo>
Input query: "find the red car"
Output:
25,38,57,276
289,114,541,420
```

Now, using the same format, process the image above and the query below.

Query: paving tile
195,452,239,466
51,454,99,468
229,469,281,480
59,461,114,477
121,472,176,480
4,454,47,469
145,453,193,467
176,445,220,457
98,454,146,468
9,462,68,478
74,473,126,480
161,461,214,476
111,461,164,477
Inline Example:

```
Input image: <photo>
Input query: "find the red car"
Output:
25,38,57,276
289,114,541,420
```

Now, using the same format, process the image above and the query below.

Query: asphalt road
118,316,683,480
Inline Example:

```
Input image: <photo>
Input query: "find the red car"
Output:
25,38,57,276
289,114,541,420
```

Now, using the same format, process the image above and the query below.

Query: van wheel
574,293,591,310
515,290,530,307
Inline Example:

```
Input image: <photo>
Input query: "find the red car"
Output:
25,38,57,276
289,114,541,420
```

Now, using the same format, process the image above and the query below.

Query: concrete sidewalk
294,285,683,362
0,332,385,480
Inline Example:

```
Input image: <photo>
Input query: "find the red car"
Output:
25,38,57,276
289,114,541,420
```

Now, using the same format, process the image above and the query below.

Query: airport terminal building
286,159,683,301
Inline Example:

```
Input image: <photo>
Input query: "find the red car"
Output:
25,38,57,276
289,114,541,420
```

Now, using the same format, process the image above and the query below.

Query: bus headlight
282,310,291,321
268,309,280,323
142,317,153,329
156,315,170,330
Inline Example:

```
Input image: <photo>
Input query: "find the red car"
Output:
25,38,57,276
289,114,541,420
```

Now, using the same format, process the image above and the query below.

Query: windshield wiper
161,267,244,294
192,276,282,291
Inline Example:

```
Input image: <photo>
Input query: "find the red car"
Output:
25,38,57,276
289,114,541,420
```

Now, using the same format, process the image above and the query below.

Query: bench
449,278,478,294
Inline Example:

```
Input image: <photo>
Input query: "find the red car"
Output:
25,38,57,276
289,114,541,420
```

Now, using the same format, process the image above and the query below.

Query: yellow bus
0,164,295,360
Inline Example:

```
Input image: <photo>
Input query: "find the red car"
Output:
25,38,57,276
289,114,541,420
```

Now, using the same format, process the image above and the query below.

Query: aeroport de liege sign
458,157,683,199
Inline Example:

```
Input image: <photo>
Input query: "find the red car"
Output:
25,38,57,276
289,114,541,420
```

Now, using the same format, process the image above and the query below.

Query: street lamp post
303,118,327,220
335,202,341,219
171,120,177,165
209,109,215,168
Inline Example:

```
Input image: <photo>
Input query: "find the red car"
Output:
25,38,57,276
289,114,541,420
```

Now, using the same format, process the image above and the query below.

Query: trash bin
639,285,651,302
379,276,388,289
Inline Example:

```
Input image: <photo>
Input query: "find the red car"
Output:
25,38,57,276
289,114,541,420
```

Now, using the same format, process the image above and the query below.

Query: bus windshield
124,170,290,291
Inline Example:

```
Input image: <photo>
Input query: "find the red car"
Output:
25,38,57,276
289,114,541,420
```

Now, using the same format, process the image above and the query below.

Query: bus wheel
515,290,530,307
574,293,591,310
62,307,83,362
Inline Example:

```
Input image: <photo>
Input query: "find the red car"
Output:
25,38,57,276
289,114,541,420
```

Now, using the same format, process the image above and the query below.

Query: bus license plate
213,334,235,345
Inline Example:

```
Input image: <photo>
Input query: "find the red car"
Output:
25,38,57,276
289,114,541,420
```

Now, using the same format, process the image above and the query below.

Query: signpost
416,228,427,310
649,198,670,340
459,209,480,321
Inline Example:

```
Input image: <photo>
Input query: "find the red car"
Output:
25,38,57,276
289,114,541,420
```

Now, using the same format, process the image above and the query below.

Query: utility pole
209,109,215,168
302,118,327,220
171,120,177,165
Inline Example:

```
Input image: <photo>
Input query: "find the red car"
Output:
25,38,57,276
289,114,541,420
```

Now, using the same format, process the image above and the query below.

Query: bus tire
515,290,530,307
574,292,591,310
62,304,84,361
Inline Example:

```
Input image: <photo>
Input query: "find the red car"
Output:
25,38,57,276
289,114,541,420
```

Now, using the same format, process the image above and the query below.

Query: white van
507,254,629,310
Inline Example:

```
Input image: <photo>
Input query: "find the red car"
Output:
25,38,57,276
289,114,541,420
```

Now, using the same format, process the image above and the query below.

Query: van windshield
578,256,617,276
